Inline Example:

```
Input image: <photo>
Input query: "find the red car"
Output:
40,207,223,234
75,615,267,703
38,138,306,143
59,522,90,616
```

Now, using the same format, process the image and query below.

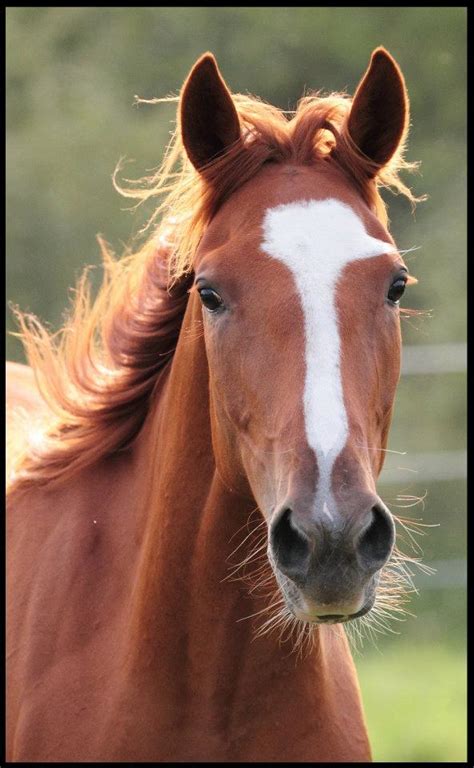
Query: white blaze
261,199,395,513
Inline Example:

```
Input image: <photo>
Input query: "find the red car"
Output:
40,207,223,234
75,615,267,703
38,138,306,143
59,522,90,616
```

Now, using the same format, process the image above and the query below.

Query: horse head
180,49,413,624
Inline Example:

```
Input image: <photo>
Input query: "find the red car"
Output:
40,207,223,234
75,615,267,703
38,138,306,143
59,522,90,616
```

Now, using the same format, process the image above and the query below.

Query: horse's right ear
180,53,241,172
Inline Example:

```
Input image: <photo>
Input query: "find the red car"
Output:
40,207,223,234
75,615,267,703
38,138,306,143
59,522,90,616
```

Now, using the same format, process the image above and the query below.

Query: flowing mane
8,87,421,492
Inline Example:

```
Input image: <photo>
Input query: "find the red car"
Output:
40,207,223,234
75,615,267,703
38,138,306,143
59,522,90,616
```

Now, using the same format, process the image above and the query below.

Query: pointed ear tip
193,52,219,72
372,45,391,57
370,46,401,71
182,52,220,95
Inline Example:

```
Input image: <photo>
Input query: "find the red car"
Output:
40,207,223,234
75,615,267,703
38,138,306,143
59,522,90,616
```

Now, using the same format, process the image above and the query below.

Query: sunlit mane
8,88,422,492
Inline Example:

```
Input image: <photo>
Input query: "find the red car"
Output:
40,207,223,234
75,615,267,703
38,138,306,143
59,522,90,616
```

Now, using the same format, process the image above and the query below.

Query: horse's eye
387,277,407,304
198,287,223,312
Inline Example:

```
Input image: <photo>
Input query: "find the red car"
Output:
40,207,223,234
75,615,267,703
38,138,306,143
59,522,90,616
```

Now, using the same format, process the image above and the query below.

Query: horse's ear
347,47,408,172
180,53,241,171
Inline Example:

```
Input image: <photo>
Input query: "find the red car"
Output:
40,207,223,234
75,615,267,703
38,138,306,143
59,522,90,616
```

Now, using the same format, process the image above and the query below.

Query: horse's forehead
200,165,393,265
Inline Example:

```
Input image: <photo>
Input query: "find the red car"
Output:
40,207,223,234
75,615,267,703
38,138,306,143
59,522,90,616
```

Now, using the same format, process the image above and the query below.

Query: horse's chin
279,581,377,626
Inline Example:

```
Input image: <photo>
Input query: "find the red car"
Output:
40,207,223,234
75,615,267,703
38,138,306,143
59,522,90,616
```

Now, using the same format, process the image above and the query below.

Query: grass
354,641,467,762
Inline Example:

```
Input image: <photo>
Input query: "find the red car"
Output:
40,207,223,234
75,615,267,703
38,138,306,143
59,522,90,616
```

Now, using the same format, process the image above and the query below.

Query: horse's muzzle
268,498,394,621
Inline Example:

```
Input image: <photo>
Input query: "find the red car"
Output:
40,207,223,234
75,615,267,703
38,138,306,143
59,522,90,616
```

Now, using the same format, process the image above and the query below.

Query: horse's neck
128,295,261,675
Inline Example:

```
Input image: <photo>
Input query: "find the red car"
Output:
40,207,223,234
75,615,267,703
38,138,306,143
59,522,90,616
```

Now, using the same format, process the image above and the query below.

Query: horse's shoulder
6,361,52,482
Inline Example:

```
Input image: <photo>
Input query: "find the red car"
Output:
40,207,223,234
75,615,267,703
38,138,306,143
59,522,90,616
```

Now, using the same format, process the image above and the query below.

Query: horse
6,47,422,762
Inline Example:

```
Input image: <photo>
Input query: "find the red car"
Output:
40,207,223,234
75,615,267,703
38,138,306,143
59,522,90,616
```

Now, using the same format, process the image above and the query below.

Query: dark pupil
387,279,406,303
199,288,222,311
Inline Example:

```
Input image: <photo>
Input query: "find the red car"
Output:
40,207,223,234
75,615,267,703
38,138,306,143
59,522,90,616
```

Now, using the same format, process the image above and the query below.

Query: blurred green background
6,8,466,762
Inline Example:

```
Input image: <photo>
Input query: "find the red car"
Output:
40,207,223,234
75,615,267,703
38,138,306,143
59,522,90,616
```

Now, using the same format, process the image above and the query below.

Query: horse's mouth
315,601,373,624
290,596,375,625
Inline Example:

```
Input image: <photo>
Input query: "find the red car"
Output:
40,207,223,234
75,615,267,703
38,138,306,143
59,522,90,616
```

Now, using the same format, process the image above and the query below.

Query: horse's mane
8,88,421,492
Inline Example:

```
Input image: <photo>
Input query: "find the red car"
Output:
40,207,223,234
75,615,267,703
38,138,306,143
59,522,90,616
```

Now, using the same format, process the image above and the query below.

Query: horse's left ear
347,47,409,172
180,53,241,172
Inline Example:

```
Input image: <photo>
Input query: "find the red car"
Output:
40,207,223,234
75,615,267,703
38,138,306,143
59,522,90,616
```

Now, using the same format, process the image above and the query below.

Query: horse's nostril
270,508,311,579
357,502,395,571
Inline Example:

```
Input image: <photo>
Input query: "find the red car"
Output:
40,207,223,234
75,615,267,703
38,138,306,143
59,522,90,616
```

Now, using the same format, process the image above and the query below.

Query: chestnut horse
7,48,421,762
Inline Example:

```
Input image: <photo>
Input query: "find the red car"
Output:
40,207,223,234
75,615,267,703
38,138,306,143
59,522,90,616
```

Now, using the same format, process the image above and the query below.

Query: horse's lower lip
293,599,374,625
314,600,373,623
